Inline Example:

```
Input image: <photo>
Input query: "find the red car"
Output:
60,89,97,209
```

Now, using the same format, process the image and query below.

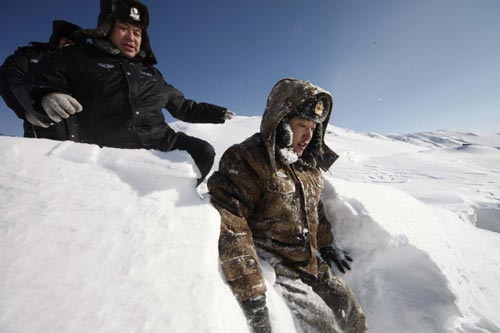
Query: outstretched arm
155,72,231,124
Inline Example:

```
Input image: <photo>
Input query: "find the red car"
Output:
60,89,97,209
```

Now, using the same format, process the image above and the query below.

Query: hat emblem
130,7,140,21
314,100,324,116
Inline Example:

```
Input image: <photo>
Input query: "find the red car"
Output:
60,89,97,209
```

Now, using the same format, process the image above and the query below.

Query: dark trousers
23,120,69,140
173,133,216,186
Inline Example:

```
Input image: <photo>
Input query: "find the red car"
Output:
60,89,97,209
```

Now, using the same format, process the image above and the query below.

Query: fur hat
48,20,82,47
289,96,331,124
92,0,149,37
79,0,157,65
275,117,324,168
111,0,149,30
275,95,329,167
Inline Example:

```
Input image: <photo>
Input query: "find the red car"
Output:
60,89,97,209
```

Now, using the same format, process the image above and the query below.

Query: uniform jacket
0,43,69,139
207,78,339,301
19,40,227,149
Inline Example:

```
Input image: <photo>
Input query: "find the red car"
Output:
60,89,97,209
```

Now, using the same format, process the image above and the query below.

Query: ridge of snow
1,117,499,332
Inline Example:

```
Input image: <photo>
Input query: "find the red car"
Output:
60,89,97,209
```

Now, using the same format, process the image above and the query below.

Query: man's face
109,19,142,58
287,116,317,156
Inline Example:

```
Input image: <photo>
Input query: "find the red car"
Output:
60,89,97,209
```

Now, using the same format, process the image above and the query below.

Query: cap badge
130,7,140,21
314,100,324,116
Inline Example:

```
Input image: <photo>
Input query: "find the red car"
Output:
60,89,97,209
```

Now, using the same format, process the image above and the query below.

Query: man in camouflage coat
208,78,366,333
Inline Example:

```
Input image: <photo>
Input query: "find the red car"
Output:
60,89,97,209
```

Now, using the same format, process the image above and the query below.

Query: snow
1,117,500,332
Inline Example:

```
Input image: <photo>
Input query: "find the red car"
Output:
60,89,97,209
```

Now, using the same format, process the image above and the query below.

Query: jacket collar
93,38,146,63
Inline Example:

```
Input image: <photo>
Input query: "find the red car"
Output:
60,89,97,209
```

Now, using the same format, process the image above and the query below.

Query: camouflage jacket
208,79,338,301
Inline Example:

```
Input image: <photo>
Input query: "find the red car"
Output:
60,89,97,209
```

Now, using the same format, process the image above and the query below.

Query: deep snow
1,117,499,332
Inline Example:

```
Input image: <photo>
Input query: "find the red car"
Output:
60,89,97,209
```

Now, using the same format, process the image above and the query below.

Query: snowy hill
1,117,499,333
387,130,500,149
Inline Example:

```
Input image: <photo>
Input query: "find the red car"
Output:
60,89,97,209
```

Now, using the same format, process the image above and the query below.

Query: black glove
172,132,215,186
239,295,272,333
320,246,353,274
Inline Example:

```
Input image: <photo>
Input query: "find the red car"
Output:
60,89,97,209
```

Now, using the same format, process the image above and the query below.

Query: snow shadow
473,204,500,233
321,180,461,333
455,317,500,333
46,141,200,205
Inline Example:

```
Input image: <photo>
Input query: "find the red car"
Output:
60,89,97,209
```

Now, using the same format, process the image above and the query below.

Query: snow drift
1,118,499,332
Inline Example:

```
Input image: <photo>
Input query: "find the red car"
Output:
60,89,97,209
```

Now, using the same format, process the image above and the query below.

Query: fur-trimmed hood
260,78,338,172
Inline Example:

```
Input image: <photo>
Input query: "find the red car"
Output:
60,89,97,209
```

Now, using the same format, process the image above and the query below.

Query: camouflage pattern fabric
208,79,365,332
275,263,366,333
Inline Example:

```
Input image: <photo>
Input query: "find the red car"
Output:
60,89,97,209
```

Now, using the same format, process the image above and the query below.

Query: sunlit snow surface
1,117,499,332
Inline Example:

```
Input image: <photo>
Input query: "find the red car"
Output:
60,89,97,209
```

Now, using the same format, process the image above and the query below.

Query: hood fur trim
260,78,337,171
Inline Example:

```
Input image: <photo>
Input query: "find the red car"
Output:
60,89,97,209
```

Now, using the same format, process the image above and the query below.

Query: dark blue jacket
21,40,227,150
0,43,69,139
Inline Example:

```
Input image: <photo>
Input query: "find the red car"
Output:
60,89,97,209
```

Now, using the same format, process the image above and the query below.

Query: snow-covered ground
1,117,499,332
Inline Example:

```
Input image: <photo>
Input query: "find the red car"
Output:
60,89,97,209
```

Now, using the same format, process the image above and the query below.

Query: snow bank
0,137,248,332
322,178,500,333
387,130,500,149
1,119,500,333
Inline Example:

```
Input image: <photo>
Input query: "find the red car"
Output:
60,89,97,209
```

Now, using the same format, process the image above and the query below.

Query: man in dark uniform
0,20,81,139
20,0,234,185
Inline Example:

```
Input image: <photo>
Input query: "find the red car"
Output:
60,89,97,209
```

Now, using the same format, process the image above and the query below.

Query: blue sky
1,0,499,136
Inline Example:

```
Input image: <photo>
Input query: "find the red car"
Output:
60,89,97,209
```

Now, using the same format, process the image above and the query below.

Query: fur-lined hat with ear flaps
288,96,331,125
96,0,149,35
277,93,332,167
260,78,338,171
79,0,157,65
275,95,331,166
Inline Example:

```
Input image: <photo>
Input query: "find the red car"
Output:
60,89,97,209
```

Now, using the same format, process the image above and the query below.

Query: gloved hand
224,109,235,121
240,295,272,333
41,92,83,123
320,246,353,274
